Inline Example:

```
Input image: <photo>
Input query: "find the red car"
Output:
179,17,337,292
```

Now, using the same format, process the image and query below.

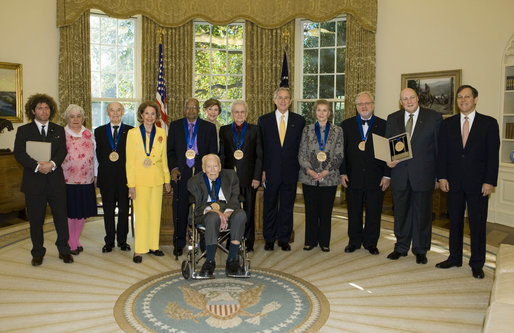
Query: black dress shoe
77,246,84,252
173,247,183,257
119,243,131,251
149,249,165,256
387,251,407,260
226,258,245,277
416,254,428,264
303,245,315,251
59,254,74,263
365,246,380,255
133,255,142,264
31,256,43,266
344,244,358,253
321,247,330,252
472,267,484,279
278,242,291,251
200,260,216,278
70,249,80,255
435,259,462,269
264,242,274,251
102,244,113,253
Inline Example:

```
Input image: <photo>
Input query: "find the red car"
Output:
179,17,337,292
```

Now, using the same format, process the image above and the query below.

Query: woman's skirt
66,183,97,219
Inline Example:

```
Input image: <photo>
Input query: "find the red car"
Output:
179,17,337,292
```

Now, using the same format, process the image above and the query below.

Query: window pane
319,75,334,98
90,16,100,44
211,50,227,74
227,51,243,74
91,101,102,129
299,101,316,125
118,20,134,46
194,75,210,100
337,21,346,47
303,22,319,48
320,48,335,74
303,49,318,74
219,101,232,124
91,45,100,71
122,102,137,127
320,21,336,47
227,25,243,50
118,47,133,72
227,76,243,99
101,46,116,72
118,73,134,98
195,24,211,49
101,73,117,98
91,72,101,98
336,74,345,99
211,76,227,99
211,26,227,49
194,50,210,74
303,75,318,99
333,101,345,125
100,17,117,45
336,48,346,73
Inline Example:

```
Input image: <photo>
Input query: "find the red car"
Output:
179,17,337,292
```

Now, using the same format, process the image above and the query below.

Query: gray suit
187,169,246,245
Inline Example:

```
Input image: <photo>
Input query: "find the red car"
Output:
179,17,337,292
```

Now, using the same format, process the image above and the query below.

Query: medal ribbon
356,115,375,142
139,124,156,157
231,121,248,150
314,122,331,152
183,118,200,150
203,173,221,202
106,123,123,151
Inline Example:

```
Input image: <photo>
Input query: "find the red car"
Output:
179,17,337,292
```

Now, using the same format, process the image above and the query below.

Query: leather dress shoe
59,254,74,264
472,267,484,279
31,256,43,266
77,246,84,252
200,260,216,278
264,242,274,251
102,244,113,253
119,243,131,251
133,255,142,264
416,254,428,264
435,259,462,269
226,258,245,277
321,247,330,252
345,244,358,253
70,249,80,255
149,249,165,256
303,245,315,251
365,246,380,255
278,242,291,251
173,247,183,257
387,251,407,260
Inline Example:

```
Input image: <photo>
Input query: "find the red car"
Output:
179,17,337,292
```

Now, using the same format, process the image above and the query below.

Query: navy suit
437,112,499,268
258,111,305,244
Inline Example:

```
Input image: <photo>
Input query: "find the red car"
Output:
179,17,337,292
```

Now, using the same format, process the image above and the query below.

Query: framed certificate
372,132,413,163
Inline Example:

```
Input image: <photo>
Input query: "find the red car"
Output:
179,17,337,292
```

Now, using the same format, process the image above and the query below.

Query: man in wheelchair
187,154,247,278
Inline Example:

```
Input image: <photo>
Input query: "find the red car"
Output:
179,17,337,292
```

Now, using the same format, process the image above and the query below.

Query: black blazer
385,107,442,192
13,121,67,194
219,122,263,187
258,111,305,185
167,117,217,173
437,112,499,193
340,115,389,190
94,123,133,189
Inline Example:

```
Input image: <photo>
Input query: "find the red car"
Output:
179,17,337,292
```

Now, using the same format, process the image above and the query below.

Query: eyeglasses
356,102,373,107
186,106,198,110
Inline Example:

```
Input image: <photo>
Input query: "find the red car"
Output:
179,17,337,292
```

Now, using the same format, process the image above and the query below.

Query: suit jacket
95,123,133,189
258,111,305,185
126,126,170,187
187,169,240,218
340,115,389,190
167,117,217,174
437,112,499,193
13,121,67,194
219,122,263,187
385,107,442,192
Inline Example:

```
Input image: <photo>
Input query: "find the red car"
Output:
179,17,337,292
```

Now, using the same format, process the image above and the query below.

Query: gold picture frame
0,62,23,123
401,69,461,116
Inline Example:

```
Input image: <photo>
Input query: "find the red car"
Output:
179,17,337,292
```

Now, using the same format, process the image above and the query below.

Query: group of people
14,83,499,280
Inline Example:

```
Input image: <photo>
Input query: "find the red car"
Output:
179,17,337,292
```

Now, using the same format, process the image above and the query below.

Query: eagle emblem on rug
165,281,281,329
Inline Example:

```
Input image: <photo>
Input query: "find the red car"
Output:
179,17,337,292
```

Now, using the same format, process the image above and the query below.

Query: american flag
155,43,169,133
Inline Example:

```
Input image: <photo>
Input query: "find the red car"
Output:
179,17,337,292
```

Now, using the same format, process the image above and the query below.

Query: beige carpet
0,210,494,332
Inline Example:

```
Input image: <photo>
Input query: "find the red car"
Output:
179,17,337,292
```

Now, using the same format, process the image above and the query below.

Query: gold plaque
143,157,152,168
234,149,244,160
395,141,405,152
185,149,196,160
109,151,119,162
210,202,220,211
317,151,327,162
358,141,366,151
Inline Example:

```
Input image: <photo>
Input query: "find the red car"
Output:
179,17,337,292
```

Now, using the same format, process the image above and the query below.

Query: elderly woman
126,101,171,263
298,100,344,252
61,104,98,255
203,98,222,150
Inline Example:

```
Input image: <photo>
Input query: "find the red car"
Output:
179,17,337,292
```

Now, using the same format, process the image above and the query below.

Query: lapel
464,112,481,149
410,109,425,143
269,112,281,145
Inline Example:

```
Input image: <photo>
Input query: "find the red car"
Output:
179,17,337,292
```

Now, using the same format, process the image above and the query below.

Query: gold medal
211,202,220,211
395,141,405,152
143,157,152,168
185,149,196,160
317,151,327,162
109,151,119,162
234,149,244,160
358,141,366,151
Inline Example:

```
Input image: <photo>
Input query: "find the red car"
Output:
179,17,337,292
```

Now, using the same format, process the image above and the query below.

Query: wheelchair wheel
181,260,191,279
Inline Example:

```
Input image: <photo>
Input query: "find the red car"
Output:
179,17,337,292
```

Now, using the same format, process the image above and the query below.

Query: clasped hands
308,169,328,182
211,209,232,231
37,161,54,174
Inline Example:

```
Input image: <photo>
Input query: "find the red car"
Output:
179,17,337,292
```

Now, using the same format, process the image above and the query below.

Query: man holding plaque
14,93,73,266
95,102,133,253
435,85,499,279
340,92,390,255
258,87,305,251
167,98,217,257
219,100,263,252
385,88,442,264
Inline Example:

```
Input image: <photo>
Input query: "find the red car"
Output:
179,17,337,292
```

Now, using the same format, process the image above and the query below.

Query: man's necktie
279,114,286,146
405,114,413,136
113,125,119,143
462,116,470,147
210,180,216,201
41,125,46,137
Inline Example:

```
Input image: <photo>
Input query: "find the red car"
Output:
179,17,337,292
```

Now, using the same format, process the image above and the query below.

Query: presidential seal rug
114,268,329,332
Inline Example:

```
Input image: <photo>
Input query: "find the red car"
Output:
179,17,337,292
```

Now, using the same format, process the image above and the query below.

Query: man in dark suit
435,85,499,279
219,100,263,252
188,154,247,278
385,88,442,264
95,102,133,253
258,87,305,251
168,98,217,257
13,93,73,266
340,91,390,255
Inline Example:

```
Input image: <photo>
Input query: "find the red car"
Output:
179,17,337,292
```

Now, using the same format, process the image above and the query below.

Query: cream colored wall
0,0,59,151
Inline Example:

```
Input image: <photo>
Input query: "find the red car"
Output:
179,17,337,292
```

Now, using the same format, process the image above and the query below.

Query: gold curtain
58,11,92,127
142,17,193,122
344,14,376,120
245,21,295,123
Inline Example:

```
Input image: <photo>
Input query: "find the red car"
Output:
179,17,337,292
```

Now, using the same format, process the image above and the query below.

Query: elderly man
340,91,390,255
14,93,73,266
188,154,247,278
168,98,217,257
219,100,262,252
436,85,499,279
95,102,133,253
385,88,442,265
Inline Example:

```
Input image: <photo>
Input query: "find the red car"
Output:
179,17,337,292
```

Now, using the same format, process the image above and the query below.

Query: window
193,22,245,124
90,13,141,129
297,18,346,125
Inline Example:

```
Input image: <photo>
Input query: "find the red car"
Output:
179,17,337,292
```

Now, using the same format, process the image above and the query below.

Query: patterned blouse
298,123,344,187
62,125,97,185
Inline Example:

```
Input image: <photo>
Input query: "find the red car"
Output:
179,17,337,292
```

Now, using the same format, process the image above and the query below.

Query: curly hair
24,93,58,121
136,101,161,124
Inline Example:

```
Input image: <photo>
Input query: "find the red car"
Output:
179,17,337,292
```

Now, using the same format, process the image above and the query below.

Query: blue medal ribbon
314,122,330,152
183,118,200,150
106,123,123,151
231,121,248,150
203,173,221,202
356,115,375,142
139,124,156,157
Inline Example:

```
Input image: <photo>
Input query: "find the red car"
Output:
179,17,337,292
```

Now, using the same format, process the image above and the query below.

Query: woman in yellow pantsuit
126,101,171,263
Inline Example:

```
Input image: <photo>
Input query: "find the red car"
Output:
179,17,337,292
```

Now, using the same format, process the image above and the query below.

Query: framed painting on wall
401,69,461,116
0,62,23,123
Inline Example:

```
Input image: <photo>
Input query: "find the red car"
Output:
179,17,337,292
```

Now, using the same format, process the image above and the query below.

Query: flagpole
155,28,169,134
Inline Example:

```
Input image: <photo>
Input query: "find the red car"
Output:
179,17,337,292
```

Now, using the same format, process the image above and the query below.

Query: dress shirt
275,110,289,132
33,119,56,172
361,117,371,137
202,183,234,214
404,107,420,135
461,110,476,132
